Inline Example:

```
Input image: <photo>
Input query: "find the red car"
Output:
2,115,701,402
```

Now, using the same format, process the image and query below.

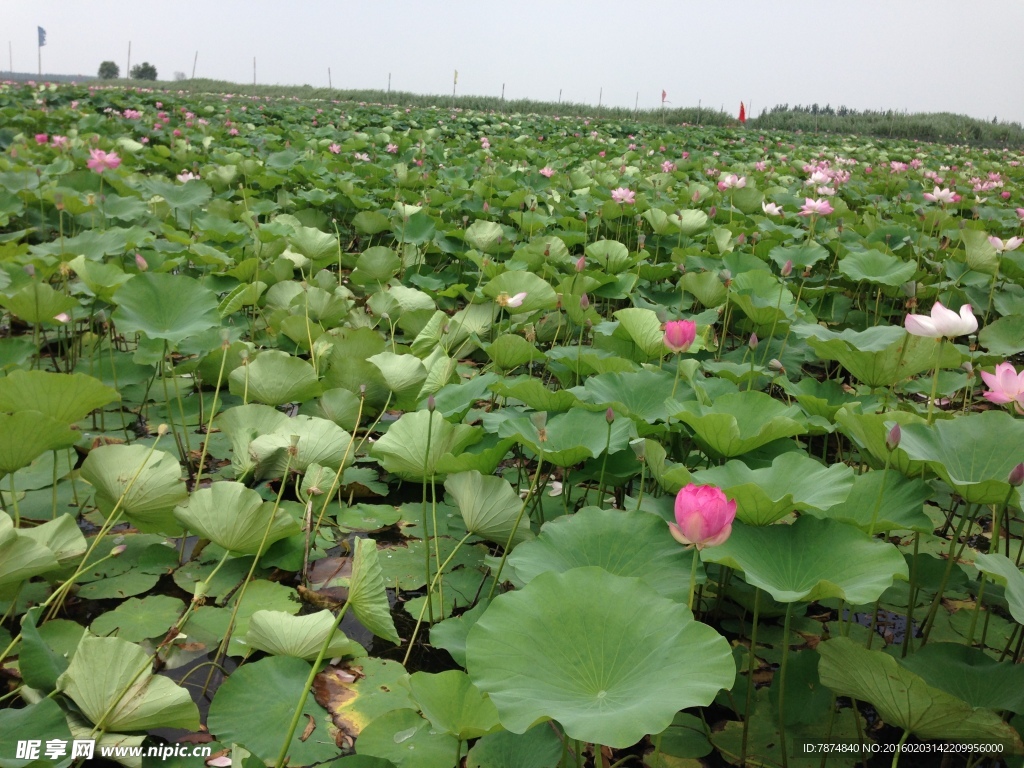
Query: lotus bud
135,253,148,271
110,544,127,557
768,358,785,372
781,259,793,277
606,407,615,424
157,423,169,436
708,206,716,218
961,361,974,374
576,255,586,272
669,484,736,550
885,423,902,452
427,394,436,412
483,201,490,213
748,333,758,350
580,293,590,310
736,233,746,245
1009,462,1024,488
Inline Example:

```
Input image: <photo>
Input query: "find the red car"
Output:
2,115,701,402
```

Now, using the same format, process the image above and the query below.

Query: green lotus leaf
768,241,830,270
0,411,78,478
692,452,854,526
16,513,86,565
671,391,806,458
409,670,502,740
973,553,1024,624
465,725,563,768
216,403,291,479
443,470,533,548
174,481,300,554
0,282,78,325
371,410,481,481
728,271,796,328
367,351,427,407
0,511,59,588
484,335,545,372
572,369,679,423
899,411,1024,504
348,537,400,644
834,407,928,475
244,610,365,660
57,634,199,732
0,370,118,423
806,469,933,533
208,656,338,765
497,407,637,467
466,568,735,748
248,415,354,478
488,378,580,413
356,708,459,768
803,325,961,387
483,271,558,314
898,642,1024,714
612,307,667,359
701,516,908,604
838,249,917,286
585,240,635,272
80,444,188,534
288,225,338,262
0,699,74,768
818,637,1024,750
228,350,322,406
507,507,702,603
112,272,220,344
979,314,1024,356
89,595,185,643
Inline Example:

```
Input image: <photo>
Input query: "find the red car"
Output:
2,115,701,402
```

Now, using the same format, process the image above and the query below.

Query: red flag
739,101,746,123
661,89,667,104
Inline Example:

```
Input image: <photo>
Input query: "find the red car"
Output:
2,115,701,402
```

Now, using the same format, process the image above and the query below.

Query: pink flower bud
668,484,736,550
580,293,590,309
663,319,697,353
1009,462,1024,487
606,407,615,424
885,423,902,452
576,255,586,272
749,333,758,349
135,253,148,271
781,259,793,277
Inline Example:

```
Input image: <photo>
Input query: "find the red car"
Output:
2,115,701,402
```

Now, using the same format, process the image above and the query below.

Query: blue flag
38,27,46,47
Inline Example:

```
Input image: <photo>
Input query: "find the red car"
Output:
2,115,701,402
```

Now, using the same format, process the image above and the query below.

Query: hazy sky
7,0,1024,124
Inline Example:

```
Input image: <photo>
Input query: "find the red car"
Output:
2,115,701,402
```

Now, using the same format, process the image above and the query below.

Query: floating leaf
0,370,118,423
409,670,501,740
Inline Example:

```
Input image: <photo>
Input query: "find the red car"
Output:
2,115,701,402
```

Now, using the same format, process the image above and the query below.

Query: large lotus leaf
973,553,1024,624
0,699,74,768
249,415,354,477
0,511,59,587
729,271,796,328
228,350,322,406
466,724,562,768
496,408,637,467
611,307,667,359
818,637,1024,749
409,670,501,740
701,516,908,605
216,403,291,479
208,656,338,766
507,507,702,603
466,568,735,748
244,610,364,660
692,452,853,526
0,411,78,477
898,642,1024,714
767,241,830,270
288,225,338,262
489,378,580,413
465,220,504,252
585,240,635,272
80,444,188,534
0,282,78,325
351,245,401,285
89,595,184,643
484,335,545,372
671,391,806,458
112,272,220,344
899,411,1024,504
434,434,518,477
838,249,917,286
173,481,300,555
356,708,459,768
367,351,427,407
348,537,400,644
443,470,533,548
371,410,481,481
0,370,118,423
834,408,928,475
979,314,1024,356
803,325,961,387
482,271,558,315
145,178,212,211
57,634,199,732
17,513,87,565
571,368,678,423
807,469,933,533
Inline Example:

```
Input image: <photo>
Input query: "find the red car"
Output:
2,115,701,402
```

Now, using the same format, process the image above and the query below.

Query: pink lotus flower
86,149,121,174
539,166,554,178
669,484,736,550
386,143,398,153
664,319,697,353
176,170,199,182
981,362,1024,412
661,160,677,173
51,135,68,148
610,187,635,205
717,173,746,192
53,313,70,324
904,301,978,338
1016,207,1024,222
506,291,527,308
328,143,341,154
762,201,782,216
754,161,767,171
923,186,958,204
35,133,48,144
798,197,833,216
480,137,490,150
988,236,1023,253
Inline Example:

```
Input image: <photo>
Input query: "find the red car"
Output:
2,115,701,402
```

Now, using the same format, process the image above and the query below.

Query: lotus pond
2,81,1024,768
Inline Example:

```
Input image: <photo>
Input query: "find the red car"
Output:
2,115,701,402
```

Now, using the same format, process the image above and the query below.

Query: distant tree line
97,61,157,81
